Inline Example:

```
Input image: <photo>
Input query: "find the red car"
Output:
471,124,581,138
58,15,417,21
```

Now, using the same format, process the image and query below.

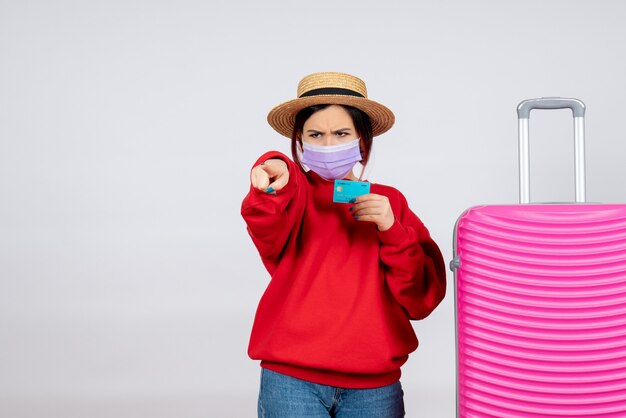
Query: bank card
333,179,370,203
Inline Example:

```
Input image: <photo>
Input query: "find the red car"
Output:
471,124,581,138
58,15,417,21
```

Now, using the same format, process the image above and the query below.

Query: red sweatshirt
241,151,446,388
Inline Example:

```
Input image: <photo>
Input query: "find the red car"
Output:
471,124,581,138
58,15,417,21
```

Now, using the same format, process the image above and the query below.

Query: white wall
1,0,625,417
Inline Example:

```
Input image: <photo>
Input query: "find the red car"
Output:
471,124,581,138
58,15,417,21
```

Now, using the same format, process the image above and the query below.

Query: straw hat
267,72,395,138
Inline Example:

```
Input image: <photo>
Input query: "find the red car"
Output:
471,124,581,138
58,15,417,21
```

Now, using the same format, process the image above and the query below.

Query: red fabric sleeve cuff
377,218,411,245
253,151,290,167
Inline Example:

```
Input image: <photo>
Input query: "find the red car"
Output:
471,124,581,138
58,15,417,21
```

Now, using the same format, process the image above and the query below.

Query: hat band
299,87,364,98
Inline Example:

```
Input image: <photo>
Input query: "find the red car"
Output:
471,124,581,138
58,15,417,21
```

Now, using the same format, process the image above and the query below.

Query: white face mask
299,139,362,180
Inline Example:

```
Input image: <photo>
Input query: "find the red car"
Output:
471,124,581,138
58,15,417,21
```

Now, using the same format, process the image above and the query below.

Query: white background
1,1,625,417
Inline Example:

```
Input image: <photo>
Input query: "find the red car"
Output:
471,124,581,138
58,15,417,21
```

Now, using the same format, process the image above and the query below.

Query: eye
336,131,348,137
309,133,321,139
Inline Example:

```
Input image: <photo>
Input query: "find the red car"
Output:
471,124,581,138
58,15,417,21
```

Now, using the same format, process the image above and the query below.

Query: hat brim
267,95,395,139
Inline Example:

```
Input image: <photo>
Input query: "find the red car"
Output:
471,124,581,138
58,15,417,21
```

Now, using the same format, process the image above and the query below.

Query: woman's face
301,105,358,146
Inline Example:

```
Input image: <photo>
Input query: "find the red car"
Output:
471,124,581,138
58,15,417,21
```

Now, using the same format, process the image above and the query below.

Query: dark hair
290,104,374,171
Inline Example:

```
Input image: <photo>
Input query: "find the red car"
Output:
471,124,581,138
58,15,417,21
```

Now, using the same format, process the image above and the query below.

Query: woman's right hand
250,158,289,192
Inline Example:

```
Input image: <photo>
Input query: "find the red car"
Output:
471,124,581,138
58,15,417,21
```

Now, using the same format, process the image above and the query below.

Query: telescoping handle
516,97,587,204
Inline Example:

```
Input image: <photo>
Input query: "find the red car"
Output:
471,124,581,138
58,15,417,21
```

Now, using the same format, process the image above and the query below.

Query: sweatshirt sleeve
241,151,307,274
377,191,447,320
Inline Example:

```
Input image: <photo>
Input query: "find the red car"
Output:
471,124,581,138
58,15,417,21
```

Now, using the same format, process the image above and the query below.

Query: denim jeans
258,368,405,418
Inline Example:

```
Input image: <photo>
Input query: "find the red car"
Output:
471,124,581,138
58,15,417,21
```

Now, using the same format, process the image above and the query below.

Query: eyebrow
306,128,353,134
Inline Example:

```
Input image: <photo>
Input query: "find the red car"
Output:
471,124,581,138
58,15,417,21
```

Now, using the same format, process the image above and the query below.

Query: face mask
300,138,362,181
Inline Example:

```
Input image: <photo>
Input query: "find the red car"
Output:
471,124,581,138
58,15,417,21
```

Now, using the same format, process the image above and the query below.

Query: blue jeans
258,368,405,418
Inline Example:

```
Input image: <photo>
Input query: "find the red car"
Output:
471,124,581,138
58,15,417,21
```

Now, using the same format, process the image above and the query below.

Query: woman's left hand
350,193,395,231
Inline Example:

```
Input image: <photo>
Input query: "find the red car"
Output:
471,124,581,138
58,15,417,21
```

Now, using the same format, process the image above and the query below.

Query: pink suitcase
451,98,626,417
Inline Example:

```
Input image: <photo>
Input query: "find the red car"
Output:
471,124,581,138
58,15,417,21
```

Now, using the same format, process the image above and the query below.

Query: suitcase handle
516,97,587,204
517,98,585,119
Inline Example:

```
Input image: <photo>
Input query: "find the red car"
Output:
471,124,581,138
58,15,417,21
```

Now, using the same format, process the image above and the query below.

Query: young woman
241,72,446,418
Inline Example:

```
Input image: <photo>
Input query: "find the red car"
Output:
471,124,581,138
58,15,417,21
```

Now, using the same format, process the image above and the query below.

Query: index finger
250,166,270,190
352,193,381,203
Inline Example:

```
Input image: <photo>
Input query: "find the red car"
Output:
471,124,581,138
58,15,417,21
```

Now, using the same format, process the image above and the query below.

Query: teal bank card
333,180,370,203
